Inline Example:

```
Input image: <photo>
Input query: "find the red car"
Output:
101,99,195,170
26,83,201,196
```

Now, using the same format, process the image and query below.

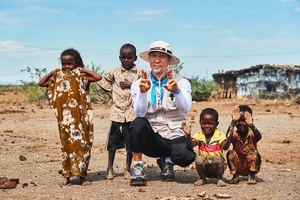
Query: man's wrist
172,88,181,94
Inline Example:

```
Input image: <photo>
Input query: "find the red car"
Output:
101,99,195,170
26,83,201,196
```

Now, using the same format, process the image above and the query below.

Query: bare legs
107,151,115,180
107,150,133,180
227,150,259,184
124,152,133,179
194,156,226,187
59,177,71,186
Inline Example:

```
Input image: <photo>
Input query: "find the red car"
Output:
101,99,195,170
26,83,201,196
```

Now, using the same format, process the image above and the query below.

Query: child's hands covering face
231,107,240,122
244,111,253,126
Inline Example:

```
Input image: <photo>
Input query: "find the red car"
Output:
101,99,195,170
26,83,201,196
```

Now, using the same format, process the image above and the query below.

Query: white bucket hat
139,41,180,65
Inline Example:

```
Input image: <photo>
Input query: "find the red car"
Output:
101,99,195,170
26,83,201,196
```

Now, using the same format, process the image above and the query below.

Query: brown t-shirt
98,65,141,123
231,129,258,161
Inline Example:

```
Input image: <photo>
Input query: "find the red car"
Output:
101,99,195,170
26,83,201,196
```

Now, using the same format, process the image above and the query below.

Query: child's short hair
61,48,84,68
238,105,253,115
200,108,218,122
120,43,136,56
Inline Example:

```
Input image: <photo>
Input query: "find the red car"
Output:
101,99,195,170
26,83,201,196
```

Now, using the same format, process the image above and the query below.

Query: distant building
212,64,300,99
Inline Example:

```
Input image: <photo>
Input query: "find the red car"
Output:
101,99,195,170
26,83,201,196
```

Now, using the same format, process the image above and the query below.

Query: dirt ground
0,92,300,200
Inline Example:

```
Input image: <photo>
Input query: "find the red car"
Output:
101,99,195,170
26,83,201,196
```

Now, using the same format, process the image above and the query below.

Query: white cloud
279,0,298,5
181,24,198,28
0,41,25,52
27,6,74,15
181,24,213,29
0,40,59,59
221,6,231,10
295,6,300,11
129,9,170,21
219,30,234,34
0,13,24,24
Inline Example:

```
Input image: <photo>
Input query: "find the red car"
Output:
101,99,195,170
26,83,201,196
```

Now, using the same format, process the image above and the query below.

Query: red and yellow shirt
192,129,226,160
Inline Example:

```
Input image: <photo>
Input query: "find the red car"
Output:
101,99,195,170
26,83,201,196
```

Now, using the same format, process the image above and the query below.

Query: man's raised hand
163,69,178,92
139,70,151,93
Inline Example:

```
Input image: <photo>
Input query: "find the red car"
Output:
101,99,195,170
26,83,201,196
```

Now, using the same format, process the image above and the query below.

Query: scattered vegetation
15,62,218,104
20,67,48,103
85,63,109,104
170,63,219,101
188,76,219,101
19,63,109,104
251,90,263,104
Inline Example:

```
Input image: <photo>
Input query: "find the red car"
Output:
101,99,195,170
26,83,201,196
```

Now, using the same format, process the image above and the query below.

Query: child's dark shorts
106,121,131,152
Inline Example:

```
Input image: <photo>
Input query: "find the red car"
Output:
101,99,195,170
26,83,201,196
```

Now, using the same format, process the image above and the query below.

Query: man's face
149,52,170,77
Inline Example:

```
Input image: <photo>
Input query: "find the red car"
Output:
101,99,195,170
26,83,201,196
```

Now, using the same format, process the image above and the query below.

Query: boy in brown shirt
226,105,262,184
98,44,141,180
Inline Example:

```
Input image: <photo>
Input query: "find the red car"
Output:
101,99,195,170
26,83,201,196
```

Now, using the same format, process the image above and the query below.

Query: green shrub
85,63,110,104
251,90,263,104
20,67,47,103
188,76,219,101
20,81,47,103
170,63,219,101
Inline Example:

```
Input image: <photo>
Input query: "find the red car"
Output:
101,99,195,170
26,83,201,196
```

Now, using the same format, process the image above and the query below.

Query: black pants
129,117,196,167
106,121,131,152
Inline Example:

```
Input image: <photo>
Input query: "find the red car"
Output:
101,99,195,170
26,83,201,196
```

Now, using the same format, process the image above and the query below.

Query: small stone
19,155,27,161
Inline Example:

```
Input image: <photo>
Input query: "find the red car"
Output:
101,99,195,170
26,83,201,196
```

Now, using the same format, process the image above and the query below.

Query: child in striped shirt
183,108,231,187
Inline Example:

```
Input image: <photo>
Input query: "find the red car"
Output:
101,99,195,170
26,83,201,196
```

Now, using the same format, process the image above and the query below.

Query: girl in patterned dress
38,48,102,186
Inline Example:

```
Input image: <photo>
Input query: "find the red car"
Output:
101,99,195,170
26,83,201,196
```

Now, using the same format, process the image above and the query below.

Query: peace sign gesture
139,70,151,93
162,69,179,93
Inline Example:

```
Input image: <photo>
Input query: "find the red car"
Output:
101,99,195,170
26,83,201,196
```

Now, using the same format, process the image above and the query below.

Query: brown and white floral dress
47,68,94,178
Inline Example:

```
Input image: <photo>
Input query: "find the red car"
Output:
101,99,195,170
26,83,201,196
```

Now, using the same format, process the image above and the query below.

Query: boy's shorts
106,121,131,152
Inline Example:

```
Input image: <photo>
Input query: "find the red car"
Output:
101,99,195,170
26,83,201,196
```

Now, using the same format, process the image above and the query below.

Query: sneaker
160,162,175,181
130,163,147,186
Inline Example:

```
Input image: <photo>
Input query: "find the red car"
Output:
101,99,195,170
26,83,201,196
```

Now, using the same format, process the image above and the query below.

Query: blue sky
0,0,299,84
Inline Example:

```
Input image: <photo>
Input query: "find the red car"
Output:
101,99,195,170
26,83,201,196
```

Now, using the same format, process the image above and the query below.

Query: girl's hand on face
244,111,253,126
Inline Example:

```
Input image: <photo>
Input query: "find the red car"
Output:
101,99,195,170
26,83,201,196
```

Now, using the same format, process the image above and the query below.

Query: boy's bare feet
58,177,71,186
247,174,257,184
80,177,91,186
194,179,207,186
217,179,227,187
228,174,239,184
124,169,131,179
106,171,114,180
